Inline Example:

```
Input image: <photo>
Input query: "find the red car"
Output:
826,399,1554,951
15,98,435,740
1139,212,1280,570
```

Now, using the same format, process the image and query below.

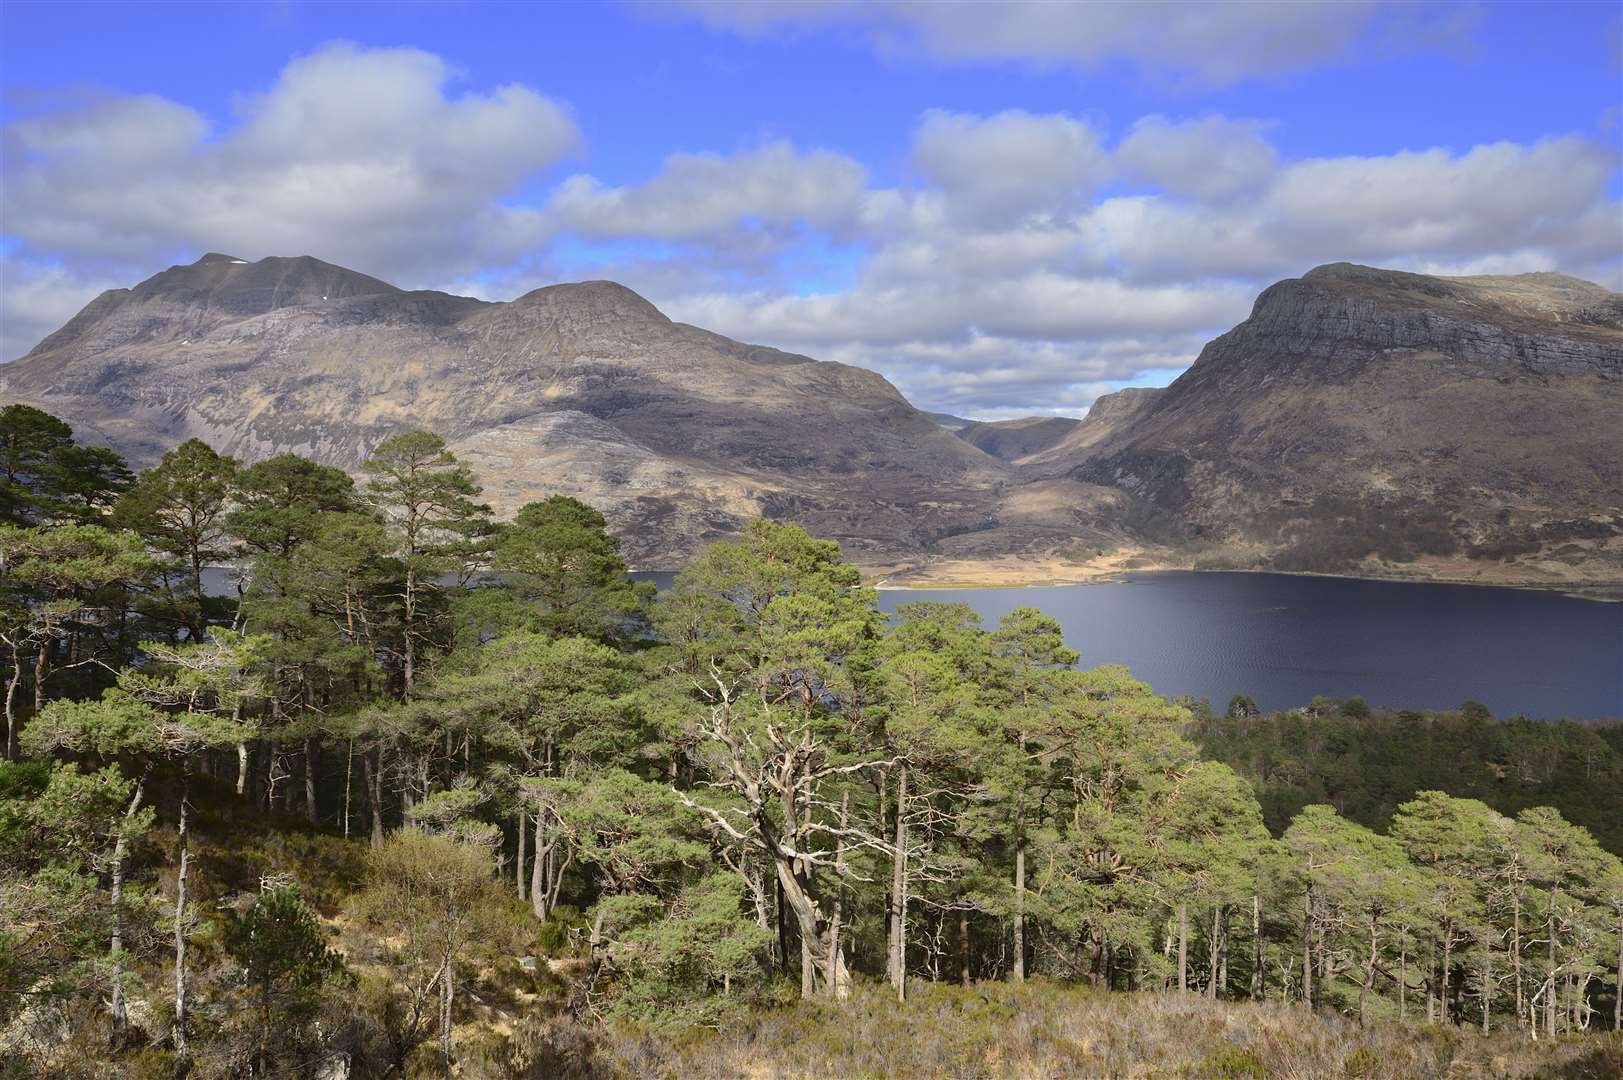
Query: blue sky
3,1,1620,417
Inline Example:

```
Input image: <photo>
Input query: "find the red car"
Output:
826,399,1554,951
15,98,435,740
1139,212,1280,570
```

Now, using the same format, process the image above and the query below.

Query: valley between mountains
6,254,1621,588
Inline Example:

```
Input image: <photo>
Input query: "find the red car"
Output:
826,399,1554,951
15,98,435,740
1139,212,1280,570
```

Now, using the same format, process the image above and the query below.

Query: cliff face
1045,264,1623,579
2,254,1005,565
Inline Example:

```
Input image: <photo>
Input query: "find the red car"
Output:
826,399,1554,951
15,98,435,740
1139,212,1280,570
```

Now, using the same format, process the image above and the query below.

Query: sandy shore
859,552,1623,600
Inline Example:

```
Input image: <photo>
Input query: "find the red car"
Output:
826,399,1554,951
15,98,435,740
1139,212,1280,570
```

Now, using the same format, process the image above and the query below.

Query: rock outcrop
1037,264,1623,579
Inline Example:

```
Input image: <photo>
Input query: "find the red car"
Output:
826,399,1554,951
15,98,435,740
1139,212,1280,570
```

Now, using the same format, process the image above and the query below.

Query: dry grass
593,980,1623,1080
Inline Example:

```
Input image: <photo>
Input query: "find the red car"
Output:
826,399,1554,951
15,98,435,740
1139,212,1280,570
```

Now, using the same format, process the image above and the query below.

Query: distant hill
7,256,1620,583
955,415,1080,462
1022,264,1623,582
0,253,1004,565
926,411,975,430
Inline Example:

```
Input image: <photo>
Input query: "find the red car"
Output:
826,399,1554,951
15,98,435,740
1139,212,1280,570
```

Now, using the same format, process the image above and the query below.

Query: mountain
1031,263,1623,582
2,254,1004,564
955,416,1080,462
925,411,975,430
7,256,1620,585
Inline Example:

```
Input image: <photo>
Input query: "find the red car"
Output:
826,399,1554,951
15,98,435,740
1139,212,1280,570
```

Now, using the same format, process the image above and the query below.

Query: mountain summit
2,254,1003,564
5,256,1620,583
1027,263,1623,581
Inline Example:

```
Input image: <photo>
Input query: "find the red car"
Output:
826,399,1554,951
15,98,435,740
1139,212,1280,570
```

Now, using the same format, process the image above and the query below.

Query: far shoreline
853,559,1623,603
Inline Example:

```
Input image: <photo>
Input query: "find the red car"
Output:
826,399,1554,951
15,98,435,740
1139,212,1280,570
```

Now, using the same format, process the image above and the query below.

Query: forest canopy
2,403,1619,1079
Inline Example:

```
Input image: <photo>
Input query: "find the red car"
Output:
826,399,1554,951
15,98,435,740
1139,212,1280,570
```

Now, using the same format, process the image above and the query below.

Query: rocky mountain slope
1030,264,1623,583
1,253,1004,564
7,256,1620,584
955,416,1080,462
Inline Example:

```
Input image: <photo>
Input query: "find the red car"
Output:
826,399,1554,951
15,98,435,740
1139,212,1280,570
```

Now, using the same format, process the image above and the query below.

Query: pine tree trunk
1207,905,1222,999
1251,894,1264,1001
827,791,850,1001
516,805,527,900
1399,930,1407,1022
888,763,908,1002
531,811,548,920
1613,908,1621,1032
5,637,23,761
439,956,453,1078
960,908,971,987
343,739,353,839
173,760,191,1055
108,763,150,1044
1301,885,1313,1007
1178,902,1189,993
1013,774,1027,984
302,737,318,824
1546,890,1558,1039
33,629,49,716
363,747,385,846
1513,891,1524,1028
1443,924,1455,1025
1359,913,1377,1024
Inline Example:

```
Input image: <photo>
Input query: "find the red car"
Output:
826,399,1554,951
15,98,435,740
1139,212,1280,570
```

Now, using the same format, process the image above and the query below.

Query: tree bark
439,954,453,1079
516,805,527,900
1613,908,1621,1032
1546,890,1558,1039
173,759,192,1055
1013,769,1027,985
1207,905,1222,999
1399,929,1407,1022
33,627,49,717
4,636,22,761
888,763,908,1002
1513,890,1524,1028
1251,894,1264,1001
302,736,319,824
959,908,971,987
827,791,850,1001
1301,885,1314,1007
1442,922,1455,1025
109,763,151,1044
236,741,249,797
1359,913,1377,1024
362,747,385,846
1178,902,1189,994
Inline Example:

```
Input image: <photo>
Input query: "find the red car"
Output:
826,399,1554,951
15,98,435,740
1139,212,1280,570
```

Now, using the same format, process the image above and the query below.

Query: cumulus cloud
2,42,580,282
910,110,1110,225
541,141,868,243
3,41,1616,418
0,259,127,362
1116,115,1277,201
663,0,1472,86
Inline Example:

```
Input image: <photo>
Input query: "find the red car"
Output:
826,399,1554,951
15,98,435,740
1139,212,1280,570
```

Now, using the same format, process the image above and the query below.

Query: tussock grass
593,980,1623,1080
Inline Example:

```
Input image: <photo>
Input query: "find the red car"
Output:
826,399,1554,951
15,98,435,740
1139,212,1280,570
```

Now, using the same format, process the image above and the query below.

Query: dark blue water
211,567,1619,719
875,573,1623,721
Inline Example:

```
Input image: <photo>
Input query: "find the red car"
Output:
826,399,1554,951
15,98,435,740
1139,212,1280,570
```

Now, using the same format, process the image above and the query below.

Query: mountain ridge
6,255,1621,584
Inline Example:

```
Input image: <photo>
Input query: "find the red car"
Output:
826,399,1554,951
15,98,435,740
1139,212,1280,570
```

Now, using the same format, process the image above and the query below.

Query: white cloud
910,110,1110,225
1116,115,1277,201
2,42,580,283
663,0,1472,86
542,141,868,242
0,259,127,361
2,42,1615,419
